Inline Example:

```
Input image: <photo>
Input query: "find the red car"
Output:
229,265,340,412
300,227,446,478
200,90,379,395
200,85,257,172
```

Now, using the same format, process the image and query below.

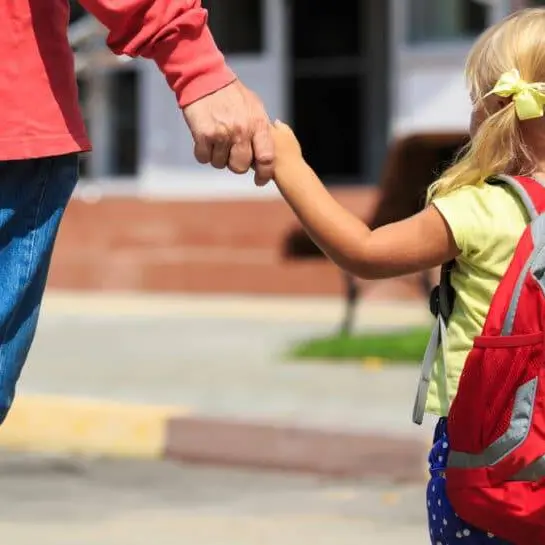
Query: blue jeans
0,154,78,424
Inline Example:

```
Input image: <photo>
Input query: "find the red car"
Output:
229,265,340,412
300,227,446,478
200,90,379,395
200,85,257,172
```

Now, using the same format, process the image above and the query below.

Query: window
202,0,263,54
291,0,361,59
292,75,362,182
109,71,139,176
75,70,139,178
288,0,388,185
408,0,487,43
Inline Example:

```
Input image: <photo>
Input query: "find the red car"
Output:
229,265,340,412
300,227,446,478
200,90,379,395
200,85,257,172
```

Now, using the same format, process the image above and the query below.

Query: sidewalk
0,291,437,481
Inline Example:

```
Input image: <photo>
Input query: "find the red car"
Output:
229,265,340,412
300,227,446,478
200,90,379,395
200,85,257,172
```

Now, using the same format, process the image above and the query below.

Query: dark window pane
202,0,263,54
292,75,361,182
291,0,361,59
76,71,138,178
409,0,486,43
110,71,139,176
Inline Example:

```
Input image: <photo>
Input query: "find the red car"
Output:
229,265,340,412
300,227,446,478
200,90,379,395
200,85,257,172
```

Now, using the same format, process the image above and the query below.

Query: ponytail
427,101,530,202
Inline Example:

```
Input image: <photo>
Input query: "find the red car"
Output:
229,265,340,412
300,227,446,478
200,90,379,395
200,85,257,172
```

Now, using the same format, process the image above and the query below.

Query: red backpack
413,175,545,545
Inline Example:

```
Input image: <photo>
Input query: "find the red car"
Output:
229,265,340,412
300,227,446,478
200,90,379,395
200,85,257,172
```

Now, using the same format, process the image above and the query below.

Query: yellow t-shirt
425,182,529,416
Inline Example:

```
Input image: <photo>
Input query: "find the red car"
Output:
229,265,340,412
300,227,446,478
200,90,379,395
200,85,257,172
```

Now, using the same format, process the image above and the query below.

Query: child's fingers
273,120,298,142
273,119,291,131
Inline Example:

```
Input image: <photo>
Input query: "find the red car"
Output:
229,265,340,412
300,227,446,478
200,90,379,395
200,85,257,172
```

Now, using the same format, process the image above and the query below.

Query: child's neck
522,124,545,174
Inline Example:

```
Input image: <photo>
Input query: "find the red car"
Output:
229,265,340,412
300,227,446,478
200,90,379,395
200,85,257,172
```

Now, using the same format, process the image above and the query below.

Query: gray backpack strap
413,313,448,425
487,175,539,221
413,261,453,425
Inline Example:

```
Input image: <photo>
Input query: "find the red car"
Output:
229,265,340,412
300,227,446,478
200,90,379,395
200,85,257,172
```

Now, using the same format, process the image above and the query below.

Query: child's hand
271,120,304,175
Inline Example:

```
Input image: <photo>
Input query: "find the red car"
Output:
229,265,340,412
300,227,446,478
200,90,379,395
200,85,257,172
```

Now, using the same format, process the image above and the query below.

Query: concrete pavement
0,291,437,480
0,452,429,545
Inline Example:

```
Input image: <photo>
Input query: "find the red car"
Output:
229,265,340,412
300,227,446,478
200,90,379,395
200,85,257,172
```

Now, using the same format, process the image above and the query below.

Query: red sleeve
77,0,237,107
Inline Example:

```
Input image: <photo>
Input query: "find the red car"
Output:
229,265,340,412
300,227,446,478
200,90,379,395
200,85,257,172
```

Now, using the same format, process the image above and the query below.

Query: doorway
287,0,390,185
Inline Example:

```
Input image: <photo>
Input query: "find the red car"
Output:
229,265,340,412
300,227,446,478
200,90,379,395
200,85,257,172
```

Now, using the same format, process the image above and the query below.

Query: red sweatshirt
0,0,236,161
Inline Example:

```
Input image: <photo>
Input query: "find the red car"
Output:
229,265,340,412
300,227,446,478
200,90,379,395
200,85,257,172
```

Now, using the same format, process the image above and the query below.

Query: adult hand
182,80,274,185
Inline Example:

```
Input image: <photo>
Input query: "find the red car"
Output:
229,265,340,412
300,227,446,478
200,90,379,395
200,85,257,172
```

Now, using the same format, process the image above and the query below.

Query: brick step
49,255,426,299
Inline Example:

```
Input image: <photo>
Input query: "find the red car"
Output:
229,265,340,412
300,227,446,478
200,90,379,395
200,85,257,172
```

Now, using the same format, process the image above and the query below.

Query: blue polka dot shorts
427,418,512,545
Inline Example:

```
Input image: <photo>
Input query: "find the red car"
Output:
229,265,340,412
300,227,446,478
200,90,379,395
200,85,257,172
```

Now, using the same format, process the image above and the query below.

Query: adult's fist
182,80,274,185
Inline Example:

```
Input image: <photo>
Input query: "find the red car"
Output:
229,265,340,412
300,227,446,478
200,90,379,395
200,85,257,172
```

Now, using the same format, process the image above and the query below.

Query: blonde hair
428,8,545,202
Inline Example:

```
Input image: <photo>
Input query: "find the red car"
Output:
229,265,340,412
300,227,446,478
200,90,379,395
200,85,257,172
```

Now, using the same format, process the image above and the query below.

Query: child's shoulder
434,181,527,217
432,181,528,257
436,180,504,199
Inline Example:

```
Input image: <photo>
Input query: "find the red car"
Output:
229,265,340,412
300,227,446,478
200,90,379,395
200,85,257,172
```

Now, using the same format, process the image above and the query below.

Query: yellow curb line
0,395,191,459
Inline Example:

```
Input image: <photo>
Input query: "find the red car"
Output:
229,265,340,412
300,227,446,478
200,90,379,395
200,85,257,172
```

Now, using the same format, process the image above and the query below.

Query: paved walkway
23,292,436,439
0,291,439,478
0,452,428,545
1,293,437,541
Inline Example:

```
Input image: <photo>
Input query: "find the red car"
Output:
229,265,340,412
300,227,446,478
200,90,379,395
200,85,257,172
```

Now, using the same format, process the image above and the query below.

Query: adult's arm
77,0,274,181
77,0,235,107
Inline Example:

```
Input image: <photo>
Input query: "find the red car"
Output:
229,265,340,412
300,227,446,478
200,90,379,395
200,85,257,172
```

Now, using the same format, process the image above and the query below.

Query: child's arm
271,121,460,280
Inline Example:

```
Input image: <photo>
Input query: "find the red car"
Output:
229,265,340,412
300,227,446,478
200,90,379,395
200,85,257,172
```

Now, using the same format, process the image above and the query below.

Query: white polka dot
432,514,437,520
456,531,462,539
455,513,459,518
438,456,444,462
436,541,443,545
432,485,436,492
443,442,448,448
438,499,442,506
443,518,448,526
428,500,431,507
487,533,495,539
463,529,471,537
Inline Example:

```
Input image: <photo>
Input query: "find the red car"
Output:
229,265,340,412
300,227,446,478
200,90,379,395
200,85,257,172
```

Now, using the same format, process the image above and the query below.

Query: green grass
290,326,431,363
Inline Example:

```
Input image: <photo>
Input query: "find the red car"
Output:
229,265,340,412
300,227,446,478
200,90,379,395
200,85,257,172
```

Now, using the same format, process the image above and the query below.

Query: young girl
269,8,545,545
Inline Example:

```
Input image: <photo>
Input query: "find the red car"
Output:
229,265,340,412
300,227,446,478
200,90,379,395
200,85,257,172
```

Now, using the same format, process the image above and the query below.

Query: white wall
91,0,491,197
389,0,473,138
392,47,472,136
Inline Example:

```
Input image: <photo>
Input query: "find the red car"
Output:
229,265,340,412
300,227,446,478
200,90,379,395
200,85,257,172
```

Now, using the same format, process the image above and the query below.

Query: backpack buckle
429,282,455,322
429,285,441,318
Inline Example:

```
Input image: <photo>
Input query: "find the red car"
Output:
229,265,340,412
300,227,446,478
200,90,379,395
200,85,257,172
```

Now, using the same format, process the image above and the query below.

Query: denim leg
0,154,78,423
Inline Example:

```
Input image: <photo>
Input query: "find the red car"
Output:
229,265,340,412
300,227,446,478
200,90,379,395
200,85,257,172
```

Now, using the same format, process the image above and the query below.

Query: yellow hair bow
486,69,545,121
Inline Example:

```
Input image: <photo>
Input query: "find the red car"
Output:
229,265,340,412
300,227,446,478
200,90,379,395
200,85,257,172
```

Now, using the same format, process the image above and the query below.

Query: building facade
51,0,545,296
73,0,537,195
